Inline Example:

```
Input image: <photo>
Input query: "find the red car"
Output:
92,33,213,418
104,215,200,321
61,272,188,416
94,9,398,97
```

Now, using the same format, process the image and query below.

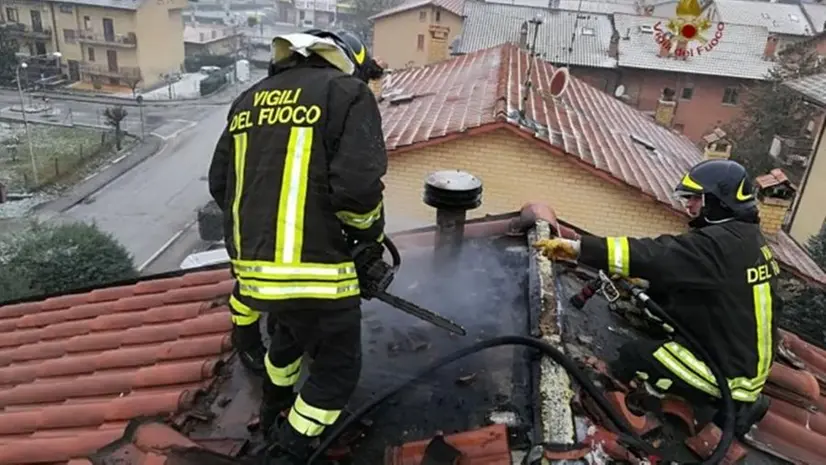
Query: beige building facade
371,2,463,69
788,121,826,245
184,24,240,57
0,0,187,89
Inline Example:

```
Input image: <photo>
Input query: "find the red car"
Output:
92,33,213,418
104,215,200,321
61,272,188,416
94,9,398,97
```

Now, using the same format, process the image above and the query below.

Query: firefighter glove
533,238,581,261
351,240,392,299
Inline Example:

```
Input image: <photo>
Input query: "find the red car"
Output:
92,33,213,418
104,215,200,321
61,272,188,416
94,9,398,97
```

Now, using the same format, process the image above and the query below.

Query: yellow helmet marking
736,179,754,201
680,174,703,191
353,46,366,65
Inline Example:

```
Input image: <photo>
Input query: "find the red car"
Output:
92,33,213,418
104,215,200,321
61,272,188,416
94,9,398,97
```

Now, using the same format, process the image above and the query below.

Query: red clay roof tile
385,424,510,465
379,44,826,286
0,268,234,465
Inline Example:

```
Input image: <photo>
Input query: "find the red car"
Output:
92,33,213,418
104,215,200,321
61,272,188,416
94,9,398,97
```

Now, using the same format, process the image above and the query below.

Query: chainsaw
351,237,467,336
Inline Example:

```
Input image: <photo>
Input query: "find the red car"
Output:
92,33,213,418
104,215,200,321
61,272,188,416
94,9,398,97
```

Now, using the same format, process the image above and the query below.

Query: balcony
0,22,52,40
80,63,141,80
77,31,137,48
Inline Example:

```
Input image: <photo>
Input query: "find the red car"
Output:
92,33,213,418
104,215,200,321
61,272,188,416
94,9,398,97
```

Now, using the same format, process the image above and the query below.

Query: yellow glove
533,238,580,261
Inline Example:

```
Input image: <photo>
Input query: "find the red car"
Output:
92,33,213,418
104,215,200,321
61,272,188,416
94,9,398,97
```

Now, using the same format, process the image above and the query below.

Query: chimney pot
423,170,483,256
609,30,620,58
519,21,529,49
764,35,779,61
702,128,732,160
427,24,451,64
755,169,796,236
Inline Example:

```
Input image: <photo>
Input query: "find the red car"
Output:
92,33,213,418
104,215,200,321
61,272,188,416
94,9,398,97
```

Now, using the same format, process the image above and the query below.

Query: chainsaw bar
375,291,467,336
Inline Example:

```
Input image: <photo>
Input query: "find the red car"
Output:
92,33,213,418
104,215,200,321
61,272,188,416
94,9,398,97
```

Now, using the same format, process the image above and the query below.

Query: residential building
783,72,826,246
369,0,464,69
183,23,241,56
292,0,336,28
450,1,774,142
374,43,824,286
709,0,814,49
0,0,187,89
610,14,773,141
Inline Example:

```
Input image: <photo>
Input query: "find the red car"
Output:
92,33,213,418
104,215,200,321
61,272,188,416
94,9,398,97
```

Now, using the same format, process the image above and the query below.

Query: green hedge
184,55,235,73
200,74,228,96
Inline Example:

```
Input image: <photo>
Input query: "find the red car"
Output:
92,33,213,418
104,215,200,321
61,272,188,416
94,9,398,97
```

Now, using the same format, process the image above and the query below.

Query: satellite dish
614,84,626,98
549,67,570,98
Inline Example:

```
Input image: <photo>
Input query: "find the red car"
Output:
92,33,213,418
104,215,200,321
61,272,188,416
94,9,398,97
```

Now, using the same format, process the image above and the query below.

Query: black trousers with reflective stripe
266,305,362,422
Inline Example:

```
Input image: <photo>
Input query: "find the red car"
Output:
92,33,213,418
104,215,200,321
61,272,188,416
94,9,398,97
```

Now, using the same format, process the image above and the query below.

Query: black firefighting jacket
579,220,780,402
208,56,387,312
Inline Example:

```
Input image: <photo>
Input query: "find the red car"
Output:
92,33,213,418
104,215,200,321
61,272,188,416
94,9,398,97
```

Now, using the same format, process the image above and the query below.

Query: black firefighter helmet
303,29,385,82
673,159,758,225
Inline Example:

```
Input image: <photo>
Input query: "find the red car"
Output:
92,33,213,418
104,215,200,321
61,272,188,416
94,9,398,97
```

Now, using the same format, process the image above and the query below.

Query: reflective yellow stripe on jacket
336,201,383,230
652,281,773,403
231,126,360,301
606,237,630,276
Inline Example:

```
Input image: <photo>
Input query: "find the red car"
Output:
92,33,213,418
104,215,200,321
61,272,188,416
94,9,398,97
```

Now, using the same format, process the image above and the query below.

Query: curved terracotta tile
0,300,43,320
0,319,18,333
143,302,203,324
110,294,168,312
17,310,70,329
180,270,232,288
768,363,821,400
121,324,184,346
132,359,219,388
782,332,826,379
88,285,136,303
162,283,232,306
40,294,91,312
64,302,119,321
40,319,93,341
0,373,135,406
134,277,186,295
65,332,125,353
179,312,233,337
0,327,42,349
751,410,826,463
157,334,230,361
88,312,147,332
132,421,200,448
768,397,810,425
10,341,67,363
0,429,123,464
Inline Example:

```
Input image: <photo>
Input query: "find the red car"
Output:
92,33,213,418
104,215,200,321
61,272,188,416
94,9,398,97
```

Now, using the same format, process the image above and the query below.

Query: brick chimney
755,169,796,237
428,24,451,63
764,35,779,61
702,128,732,160
654,88,677,127
609,29,620,58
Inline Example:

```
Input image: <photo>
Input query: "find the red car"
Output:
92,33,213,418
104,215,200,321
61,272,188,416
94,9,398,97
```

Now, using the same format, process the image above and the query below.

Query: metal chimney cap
425,170,482,192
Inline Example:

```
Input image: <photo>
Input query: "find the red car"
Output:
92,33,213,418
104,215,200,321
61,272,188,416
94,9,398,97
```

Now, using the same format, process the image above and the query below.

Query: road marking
150,119,197,141
138,218,197,273
111,154,127,164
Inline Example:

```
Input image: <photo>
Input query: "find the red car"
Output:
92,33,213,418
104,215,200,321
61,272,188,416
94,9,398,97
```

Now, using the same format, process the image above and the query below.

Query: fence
0,126,117,190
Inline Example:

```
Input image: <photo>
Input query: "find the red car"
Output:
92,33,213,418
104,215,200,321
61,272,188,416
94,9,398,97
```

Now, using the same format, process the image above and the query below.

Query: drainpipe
423,170,483,261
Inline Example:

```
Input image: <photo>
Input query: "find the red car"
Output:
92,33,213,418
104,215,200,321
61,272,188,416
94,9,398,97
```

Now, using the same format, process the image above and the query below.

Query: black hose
308,336,676,465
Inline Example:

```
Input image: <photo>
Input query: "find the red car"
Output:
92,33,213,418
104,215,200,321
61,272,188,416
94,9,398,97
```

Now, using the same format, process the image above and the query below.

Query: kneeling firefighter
207,29,388,464
535,159,778,436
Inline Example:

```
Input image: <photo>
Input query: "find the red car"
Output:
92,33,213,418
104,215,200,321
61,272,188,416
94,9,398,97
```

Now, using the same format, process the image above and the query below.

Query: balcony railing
80,63,141,79
76,30,137,47
0,22,52,40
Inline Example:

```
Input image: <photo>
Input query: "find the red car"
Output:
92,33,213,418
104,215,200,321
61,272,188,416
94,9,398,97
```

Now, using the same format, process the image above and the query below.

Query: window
435,10,440,22
83,15,91,30
59,4,72,13
419,10,426,21
417,34,424,51
63,28,76,42
722,87,739,105
674,123,685,133
580,26,595,36
680,86,694,100
5,7,17,22
88,47,95,61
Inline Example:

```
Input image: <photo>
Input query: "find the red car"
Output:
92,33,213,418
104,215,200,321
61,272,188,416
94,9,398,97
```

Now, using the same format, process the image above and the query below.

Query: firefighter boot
712,394,770,438
263,420,314,465
232,323,266,376
260,381,296,438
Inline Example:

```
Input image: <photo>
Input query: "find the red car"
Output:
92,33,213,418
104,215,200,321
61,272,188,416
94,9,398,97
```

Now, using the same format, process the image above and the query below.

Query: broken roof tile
755,168,795,190
0,268,235,465
378,45,826,286
385,424,511,465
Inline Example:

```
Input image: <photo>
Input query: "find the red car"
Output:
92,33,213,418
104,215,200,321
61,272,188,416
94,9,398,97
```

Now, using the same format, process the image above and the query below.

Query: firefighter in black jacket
535,159,777,435
207,29,387,464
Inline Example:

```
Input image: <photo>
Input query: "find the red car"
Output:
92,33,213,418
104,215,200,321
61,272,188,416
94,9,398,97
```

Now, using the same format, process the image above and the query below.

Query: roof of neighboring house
613,14,774,80
784,71,826,106
803,3,826,34
184,25,241,44
484,0,638,14
711,0,814,36
52,0,144,11
454,1,617,68
369,0,465,20
376,43,826,285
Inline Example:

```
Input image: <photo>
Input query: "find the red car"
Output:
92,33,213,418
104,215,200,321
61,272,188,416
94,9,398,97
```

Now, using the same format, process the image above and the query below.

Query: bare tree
103,105,128,151
123,74,143,96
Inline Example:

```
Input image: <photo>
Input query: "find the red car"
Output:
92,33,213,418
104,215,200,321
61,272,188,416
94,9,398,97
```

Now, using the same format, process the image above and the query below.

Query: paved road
54,106,227,269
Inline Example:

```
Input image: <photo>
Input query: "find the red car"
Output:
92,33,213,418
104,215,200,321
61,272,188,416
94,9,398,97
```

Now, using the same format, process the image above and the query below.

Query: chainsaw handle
382,236,402,273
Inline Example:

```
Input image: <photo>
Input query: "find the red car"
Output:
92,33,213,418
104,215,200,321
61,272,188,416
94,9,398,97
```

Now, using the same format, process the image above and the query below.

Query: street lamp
16,51,61,188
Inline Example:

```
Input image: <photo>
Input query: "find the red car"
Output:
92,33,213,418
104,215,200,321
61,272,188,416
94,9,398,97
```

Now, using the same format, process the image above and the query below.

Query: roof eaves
369,0,433,20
